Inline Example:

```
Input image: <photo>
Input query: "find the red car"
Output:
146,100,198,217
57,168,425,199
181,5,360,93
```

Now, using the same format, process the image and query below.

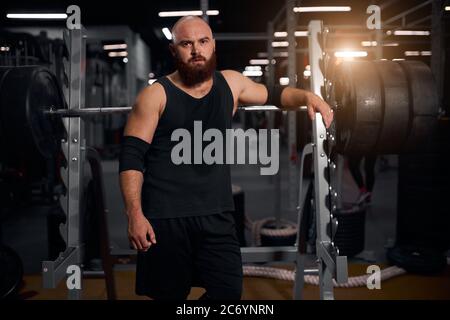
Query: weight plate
333,61,383,155
373,60,410,153
397,61,439,153
0,245,23,299
0,66,66,160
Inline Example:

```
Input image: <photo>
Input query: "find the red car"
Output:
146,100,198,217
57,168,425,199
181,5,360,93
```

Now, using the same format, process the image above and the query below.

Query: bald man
119,16,333,300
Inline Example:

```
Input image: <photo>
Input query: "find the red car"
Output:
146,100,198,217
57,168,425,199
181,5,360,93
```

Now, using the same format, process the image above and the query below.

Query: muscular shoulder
136,82,166,107
134,81,166,116
221,69,268,106
220,69,245,87
220,69,247,97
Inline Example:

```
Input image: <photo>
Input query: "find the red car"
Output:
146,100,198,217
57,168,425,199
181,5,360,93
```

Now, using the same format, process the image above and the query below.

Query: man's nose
191,43,199,55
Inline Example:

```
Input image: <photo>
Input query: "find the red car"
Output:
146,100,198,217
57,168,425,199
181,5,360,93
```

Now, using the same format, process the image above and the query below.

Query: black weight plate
0,245,23,299
397,61,439,153
387,245,446,274
0,66,65,160
333,61,383,155
373,60,410,153
0,68,12,161
397,61,439,116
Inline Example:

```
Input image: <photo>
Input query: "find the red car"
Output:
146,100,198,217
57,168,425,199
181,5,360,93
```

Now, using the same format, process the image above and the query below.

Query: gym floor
2,132,449,300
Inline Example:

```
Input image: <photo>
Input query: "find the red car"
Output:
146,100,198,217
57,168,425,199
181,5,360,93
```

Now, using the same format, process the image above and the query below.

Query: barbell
0,60,440,162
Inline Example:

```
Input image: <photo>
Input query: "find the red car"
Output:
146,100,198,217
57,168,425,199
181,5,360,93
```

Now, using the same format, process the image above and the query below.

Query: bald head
169,15,216,86
171,16,213,44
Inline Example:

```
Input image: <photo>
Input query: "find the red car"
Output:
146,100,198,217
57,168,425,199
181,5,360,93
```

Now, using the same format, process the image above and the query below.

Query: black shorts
135,212,243,300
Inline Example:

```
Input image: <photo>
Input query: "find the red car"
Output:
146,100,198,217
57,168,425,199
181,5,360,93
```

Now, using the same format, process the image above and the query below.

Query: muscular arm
119,83,165,250
279,87,333,128
222,69,333,128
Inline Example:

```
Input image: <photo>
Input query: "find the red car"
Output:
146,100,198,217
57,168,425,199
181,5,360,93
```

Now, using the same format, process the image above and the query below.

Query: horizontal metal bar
240,246,298,263
111,247,313,265
406,15,431,28
46,106,132,117
240,105,307,111
383,0,432,25
214,33,268,41
42,247,79,289
83,270,106,278
45,105,309,117
111,246,301,263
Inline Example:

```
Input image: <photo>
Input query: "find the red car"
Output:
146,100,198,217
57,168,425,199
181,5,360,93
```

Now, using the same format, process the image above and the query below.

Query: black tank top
141,71,235,219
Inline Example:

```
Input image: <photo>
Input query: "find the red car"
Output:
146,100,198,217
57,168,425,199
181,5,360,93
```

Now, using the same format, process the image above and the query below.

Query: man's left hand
305,92,334,128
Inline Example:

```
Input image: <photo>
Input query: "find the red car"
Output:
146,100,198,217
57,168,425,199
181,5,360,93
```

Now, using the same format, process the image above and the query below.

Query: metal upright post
286,0,298,217
42,27,86,300
266,21,281,218
266,21,275,132
375,29,383,60
431,0,444,110
293,142,313,299
201,0,209,23
308,20,348,300
66,27,86,300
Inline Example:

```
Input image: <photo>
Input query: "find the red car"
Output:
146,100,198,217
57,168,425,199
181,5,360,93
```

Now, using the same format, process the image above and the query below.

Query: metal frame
431,0,445,110
42,27,86,300
286,0,299,216
307,20,348,299
383,0,434,27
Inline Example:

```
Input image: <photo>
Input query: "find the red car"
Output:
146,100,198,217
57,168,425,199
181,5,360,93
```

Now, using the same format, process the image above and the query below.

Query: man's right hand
127,213,157,252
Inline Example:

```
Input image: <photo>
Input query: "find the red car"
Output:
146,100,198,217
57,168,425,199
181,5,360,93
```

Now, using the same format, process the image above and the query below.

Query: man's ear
169,43,176,56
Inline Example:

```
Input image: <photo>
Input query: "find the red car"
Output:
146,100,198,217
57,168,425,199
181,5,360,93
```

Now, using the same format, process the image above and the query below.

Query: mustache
189,56,206,62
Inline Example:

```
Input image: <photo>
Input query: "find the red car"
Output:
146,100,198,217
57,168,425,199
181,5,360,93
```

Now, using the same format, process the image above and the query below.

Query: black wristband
119,135,151,173
266,84,285,107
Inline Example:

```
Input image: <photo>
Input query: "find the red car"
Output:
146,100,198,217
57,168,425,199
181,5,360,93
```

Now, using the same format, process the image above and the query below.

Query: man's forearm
119,170,145,219
279,87,311,110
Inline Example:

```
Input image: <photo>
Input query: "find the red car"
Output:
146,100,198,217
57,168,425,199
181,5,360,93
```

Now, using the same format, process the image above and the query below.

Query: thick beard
174,52,216,87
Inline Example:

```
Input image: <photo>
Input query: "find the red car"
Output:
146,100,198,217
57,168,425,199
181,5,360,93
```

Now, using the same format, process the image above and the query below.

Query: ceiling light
249,59,270,65
158,10,219,17
279,77,289,85
6,13,67,19
393,30,430,36
274,31,308,37
162,27,172,40
404,51,420,56
103,44,127,50
243,70,263,77
108,51,128,57
293,6,351,13
272,41,289,47
361,41,377,47
245,66,262,71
